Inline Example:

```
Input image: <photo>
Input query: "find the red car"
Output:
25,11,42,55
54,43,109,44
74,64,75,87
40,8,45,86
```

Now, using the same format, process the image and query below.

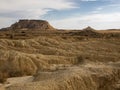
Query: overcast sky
0,0,120,29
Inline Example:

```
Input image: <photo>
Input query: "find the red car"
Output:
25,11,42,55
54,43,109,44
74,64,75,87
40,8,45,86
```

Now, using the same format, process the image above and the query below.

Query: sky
0,0,120,29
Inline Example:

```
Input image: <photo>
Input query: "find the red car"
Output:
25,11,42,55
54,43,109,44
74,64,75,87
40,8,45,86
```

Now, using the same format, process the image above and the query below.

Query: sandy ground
0,63,120,90
0,84,5,90
0,76,34,90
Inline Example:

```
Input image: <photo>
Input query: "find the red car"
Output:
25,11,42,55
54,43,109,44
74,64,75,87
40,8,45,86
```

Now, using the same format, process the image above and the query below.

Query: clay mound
9,19,55,30
70,26,103,38
83,26,95,31
81,26,103,37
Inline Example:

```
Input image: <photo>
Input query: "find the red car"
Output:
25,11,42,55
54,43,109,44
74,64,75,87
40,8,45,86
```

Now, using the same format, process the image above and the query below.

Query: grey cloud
0,0,76,28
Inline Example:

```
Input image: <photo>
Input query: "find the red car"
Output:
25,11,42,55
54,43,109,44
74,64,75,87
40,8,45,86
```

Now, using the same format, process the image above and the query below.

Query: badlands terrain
0,20,120,90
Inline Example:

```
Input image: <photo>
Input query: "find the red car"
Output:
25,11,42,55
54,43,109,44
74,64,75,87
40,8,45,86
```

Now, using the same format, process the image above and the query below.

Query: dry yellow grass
0,27,120,90
6,63,120,90
0,36,120,75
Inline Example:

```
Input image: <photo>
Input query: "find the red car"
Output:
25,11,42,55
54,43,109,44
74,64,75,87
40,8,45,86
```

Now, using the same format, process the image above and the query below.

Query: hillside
0,20,120,90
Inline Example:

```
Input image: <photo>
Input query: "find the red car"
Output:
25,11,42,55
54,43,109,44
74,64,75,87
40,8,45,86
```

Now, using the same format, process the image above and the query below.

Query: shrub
8,70,24,77
76,55,85,64
0,72,8,83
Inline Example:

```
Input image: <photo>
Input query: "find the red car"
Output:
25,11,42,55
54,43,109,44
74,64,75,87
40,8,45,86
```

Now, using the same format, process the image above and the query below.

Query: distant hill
0,20,120,39
1,19,55,30
67,26,103,38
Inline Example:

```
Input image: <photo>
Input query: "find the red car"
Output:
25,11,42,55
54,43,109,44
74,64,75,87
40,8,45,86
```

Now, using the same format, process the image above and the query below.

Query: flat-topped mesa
9,19,55,30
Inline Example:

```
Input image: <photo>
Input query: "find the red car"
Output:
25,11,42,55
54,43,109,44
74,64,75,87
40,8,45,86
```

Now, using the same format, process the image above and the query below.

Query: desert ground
0,20,120,90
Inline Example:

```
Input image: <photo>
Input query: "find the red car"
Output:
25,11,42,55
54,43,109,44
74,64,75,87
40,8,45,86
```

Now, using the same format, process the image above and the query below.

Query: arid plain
0,20,120,90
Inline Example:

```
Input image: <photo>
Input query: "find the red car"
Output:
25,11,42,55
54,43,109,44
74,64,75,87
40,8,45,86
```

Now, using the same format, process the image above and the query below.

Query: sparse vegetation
0,72,8,83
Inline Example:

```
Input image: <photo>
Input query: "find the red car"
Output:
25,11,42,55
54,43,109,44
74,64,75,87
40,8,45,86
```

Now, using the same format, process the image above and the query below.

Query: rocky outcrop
8,20,55,30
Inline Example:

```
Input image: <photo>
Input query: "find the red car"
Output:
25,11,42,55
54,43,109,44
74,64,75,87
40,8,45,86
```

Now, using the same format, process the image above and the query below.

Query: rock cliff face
9,20,55,30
